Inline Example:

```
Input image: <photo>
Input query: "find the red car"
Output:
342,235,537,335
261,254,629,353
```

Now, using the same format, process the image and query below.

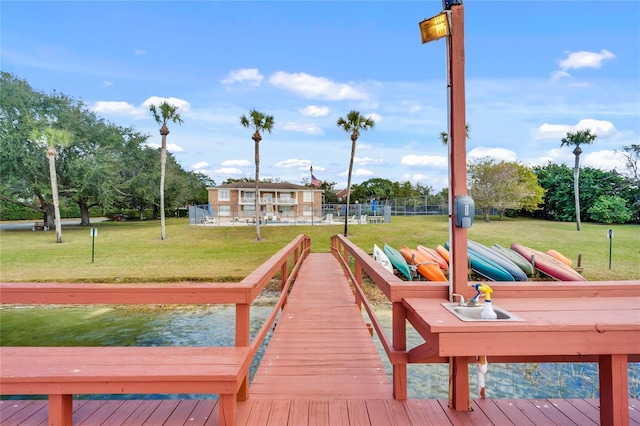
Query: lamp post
420,0,470,411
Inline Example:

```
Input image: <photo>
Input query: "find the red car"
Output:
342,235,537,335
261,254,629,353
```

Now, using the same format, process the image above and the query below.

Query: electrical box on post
454,195,475,228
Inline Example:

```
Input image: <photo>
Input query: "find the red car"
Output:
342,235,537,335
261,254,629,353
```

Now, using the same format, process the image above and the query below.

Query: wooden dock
2,253,639,425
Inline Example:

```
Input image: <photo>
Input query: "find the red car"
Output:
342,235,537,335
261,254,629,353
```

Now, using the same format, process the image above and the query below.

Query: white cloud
282,122,323,135
367,113,382,122
300,105,330,117
103,80,113,86
213,167,243,175
92,96,191,119
134,49,145,55
354,168,374,177
583,150,627,172
537,119,616,140
220,68,264,86
145,142,184,152
143,96,191,111
92,101,146,118
354,157,383,165
357,143,373,151
269,71,369,100
192,161,209,169
274,159,311,169
221,159,251,167
558,49,615,71
468,147,518,162
551,49,615,81
401,154,447,167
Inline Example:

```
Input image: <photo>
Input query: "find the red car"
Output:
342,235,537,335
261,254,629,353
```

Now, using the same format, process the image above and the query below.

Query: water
1,304,638,400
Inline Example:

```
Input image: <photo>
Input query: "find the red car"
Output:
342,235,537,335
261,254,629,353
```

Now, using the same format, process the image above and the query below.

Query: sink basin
441,302,523,321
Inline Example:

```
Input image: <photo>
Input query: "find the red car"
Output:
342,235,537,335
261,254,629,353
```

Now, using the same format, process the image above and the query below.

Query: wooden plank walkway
2,253,639,425
248,253,392,400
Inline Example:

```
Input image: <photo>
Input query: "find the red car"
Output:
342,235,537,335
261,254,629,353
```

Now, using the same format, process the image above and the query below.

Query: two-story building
207,182,323,222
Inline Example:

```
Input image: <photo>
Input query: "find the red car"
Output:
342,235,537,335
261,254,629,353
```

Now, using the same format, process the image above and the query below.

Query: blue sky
2,1,639,192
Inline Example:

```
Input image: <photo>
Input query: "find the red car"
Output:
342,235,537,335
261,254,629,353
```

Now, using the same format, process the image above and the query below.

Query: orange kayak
436,245,450,264
417,245,449,271
399,246,447,282
546,249,572,267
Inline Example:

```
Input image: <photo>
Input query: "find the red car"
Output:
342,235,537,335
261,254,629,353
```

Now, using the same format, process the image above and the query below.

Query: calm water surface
1,304,638,400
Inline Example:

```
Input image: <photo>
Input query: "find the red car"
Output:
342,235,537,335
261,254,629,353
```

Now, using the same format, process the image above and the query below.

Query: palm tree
561,128,597,231
439,123,471,145
240,109,274,241
33,127,72,243
336,111,375,237
149,101,183,240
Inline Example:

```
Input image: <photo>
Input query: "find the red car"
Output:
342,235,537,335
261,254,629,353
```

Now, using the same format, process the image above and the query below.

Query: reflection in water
1,304,638,400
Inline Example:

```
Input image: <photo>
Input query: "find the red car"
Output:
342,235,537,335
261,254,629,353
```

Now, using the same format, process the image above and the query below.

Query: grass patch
0,217,637,282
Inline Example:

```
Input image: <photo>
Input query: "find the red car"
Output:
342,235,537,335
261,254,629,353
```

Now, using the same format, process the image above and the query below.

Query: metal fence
189,198,448,227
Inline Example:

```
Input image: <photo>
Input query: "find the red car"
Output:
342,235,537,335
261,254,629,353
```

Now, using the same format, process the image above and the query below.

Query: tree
467,158,543,222
149,101,183,240
33,127,72,243
617,144,640,183
439,123,470,145
336,111,375,236
240,109,274,241
560,129,597,231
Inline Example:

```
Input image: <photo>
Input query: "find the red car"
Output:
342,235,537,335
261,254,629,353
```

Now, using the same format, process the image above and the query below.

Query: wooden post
236,303,250,400
355,262,363,308
599,354,629,426
49,394,73,426
392,301,407,400
448,3,472,412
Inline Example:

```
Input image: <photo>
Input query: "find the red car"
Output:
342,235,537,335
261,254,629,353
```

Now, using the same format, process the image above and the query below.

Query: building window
219,205,230,216
218,190,230,201
303,191,313,202
303,205,313,216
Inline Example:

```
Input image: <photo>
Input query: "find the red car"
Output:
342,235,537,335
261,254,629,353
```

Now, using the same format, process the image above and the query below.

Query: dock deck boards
1,253,637,425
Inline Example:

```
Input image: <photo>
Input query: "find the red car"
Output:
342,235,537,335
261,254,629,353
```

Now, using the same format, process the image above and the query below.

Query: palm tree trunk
47,150,63,243
254,134,261,241
573,154,581,231
160,134,167,240
344,135,358,237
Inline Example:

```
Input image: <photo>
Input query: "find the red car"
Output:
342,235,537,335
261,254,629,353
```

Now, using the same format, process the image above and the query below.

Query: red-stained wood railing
0,234,311,426
330,234,640,423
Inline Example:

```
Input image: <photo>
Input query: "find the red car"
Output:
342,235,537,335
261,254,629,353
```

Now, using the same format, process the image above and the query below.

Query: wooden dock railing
330,234,640,426
0,234,311,426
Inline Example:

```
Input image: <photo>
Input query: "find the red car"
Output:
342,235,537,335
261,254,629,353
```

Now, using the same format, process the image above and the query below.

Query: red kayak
510,243,586,281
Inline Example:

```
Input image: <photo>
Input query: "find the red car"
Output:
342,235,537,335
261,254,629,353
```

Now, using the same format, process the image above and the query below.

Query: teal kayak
445,241,514,282
491,243,534,276
383,244,413,281
468,240,528,281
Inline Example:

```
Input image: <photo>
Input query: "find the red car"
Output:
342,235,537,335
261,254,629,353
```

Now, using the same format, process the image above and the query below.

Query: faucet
451,293,465,305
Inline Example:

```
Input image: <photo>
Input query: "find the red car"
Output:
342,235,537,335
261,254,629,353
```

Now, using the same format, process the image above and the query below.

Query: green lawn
0,216,637,282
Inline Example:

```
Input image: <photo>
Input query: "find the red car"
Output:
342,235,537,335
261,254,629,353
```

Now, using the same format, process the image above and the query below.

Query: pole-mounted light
419,11,451,44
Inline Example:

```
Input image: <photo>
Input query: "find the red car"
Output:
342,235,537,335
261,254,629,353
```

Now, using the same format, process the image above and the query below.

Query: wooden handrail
329,233,640,404
0,234,312,405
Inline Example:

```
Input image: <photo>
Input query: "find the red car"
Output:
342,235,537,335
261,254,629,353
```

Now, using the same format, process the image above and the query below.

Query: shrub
587,195,632,224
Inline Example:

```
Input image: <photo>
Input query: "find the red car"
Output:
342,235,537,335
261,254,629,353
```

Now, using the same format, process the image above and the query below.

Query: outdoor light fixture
419,11,450,44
